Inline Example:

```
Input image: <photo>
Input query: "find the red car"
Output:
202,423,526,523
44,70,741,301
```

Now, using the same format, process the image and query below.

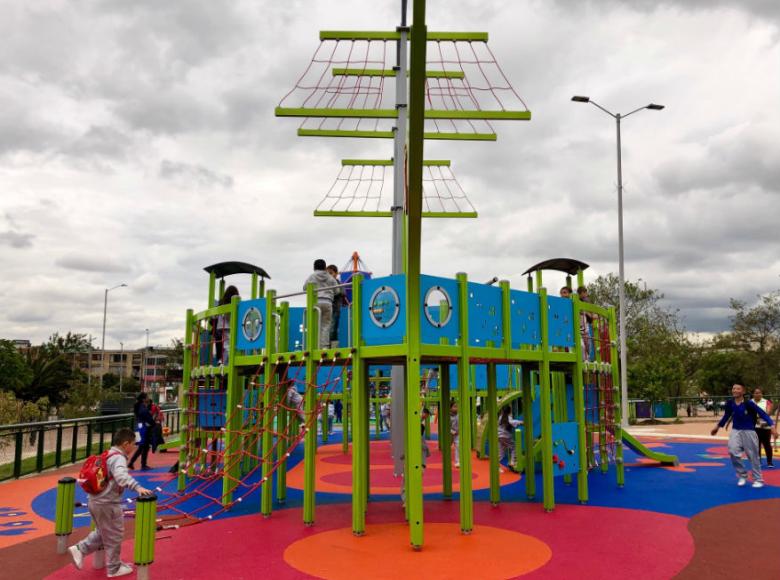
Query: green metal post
456,272,473,533
36,427,45,472
251,272,258,300
208,272,216,308
487,363,500,505
178,311,193,491
277,301,290,504
55,425,63,468
71,424,78,464
404,0,428,549
522,366,534,499
572,296,589,502
55,477,76,553
440,364,452,498
261,290,277,516
351,274,366,534
610,307,625,486
134,494,157,580
221,296,241,505
303,283,318,525
539,288,555,511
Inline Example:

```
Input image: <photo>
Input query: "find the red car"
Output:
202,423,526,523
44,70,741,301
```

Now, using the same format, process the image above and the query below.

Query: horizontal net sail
315,161,477,217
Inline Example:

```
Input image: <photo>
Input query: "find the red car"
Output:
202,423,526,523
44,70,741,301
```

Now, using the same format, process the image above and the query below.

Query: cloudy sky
2,0,779,349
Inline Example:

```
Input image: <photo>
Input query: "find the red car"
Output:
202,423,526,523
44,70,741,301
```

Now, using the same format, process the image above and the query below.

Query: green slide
622,430,678,466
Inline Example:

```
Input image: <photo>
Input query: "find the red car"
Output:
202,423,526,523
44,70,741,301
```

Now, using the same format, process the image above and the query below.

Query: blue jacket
718,399,774,431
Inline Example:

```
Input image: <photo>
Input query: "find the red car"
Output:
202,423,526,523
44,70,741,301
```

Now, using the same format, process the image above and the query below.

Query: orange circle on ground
284,523,551,579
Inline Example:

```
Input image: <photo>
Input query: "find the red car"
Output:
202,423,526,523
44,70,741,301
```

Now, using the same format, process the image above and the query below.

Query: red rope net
583,314,618,469
131,313,343,529
278,38,528,137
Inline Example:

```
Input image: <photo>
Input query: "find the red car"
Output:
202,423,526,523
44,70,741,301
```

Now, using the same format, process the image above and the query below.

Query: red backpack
78,450,121,494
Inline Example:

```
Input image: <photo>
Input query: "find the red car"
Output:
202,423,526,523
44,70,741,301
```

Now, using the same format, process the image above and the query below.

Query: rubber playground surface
2,428,780,579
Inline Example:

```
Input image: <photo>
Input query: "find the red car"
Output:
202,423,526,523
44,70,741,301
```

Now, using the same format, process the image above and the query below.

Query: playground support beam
222,296,242,505
351,274,367,534
539,288,555,512
456,272,474,532
261,291,277,516
276,301,290,505
402,0,427,550
303,283,318,525
440,364,452,498
177,309,194,492
571,296,590,503
521,366,535,499
487,363,500,505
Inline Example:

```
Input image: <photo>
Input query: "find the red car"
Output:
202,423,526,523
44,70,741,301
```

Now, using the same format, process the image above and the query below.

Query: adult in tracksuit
303,259,338,348
70,428,152,577
711,383,777,488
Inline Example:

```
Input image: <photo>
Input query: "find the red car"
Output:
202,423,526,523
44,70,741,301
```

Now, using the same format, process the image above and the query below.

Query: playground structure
166,0,678,551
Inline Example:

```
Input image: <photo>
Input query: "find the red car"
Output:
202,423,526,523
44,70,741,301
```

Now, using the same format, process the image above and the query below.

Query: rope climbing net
315,160,477,216
583,313,618,469
136,312,344,528
276,37,529,139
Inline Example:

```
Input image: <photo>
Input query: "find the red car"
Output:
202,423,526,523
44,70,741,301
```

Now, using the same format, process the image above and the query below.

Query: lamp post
571,96,664,427
119,341,124,393
143,328,149,394
101,283,128,386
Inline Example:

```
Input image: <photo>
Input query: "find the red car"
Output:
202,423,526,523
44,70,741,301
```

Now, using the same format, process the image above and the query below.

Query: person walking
752,387,774,468
128,393,154,471
711,384,776,488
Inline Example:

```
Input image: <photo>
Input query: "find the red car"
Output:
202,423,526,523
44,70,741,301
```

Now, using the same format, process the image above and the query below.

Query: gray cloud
56,254,131,273
159,160,234,189
0,230,35,248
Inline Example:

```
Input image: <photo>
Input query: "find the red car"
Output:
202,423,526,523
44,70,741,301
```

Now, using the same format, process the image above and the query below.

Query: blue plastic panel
361,275,406,346
509,290,541,348
196,389,226,430
287,307,305,352
285,364,346,393
467,282,503,347
236,299,266,352
471,364,518,391
551,422,580,476
547,296,575,348
420,275,460,345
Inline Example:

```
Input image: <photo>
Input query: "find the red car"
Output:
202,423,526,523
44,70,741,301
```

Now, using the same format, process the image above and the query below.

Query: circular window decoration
424,286,453,329
241,306,264,342
368,286,400,328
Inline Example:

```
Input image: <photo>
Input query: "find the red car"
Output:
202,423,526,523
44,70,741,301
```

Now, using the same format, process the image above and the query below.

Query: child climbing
498,406,522,473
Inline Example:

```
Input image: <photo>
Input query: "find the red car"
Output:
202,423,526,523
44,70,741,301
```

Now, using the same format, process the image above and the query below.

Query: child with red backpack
69,428,152,577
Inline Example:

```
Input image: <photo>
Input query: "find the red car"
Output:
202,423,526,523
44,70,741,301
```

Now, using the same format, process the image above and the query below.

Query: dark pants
757,428,773,465
129,443,150,468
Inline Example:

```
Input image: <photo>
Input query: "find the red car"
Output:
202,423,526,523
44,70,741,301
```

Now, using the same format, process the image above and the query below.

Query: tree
23,347,73,406
0,340,33,395
726,291,780,391
588,274,695,400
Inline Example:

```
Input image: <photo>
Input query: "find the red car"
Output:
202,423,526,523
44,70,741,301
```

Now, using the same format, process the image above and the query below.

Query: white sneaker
107,563,133,577
68,545,83,570
752,481,765,489
737,477,747,486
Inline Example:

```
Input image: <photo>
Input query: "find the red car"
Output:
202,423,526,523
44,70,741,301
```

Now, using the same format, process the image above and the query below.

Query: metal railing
0,409,181,482
629,395,780,421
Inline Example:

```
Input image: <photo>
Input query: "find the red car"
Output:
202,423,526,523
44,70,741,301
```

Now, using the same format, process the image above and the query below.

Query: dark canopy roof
522,258,589,277
204,262,271,279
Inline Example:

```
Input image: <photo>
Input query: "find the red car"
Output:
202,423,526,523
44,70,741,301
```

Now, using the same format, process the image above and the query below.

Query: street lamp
101,283,128,385
119,341,124,393
571,95,664,428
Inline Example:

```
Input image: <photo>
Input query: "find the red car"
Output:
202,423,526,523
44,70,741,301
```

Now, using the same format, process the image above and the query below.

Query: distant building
11,339,32,353
73,346,182,403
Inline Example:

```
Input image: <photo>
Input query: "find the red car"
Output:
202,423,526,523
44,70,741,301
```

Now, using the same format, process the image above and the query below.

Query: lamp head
646,103,664,110
571,95,590,103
